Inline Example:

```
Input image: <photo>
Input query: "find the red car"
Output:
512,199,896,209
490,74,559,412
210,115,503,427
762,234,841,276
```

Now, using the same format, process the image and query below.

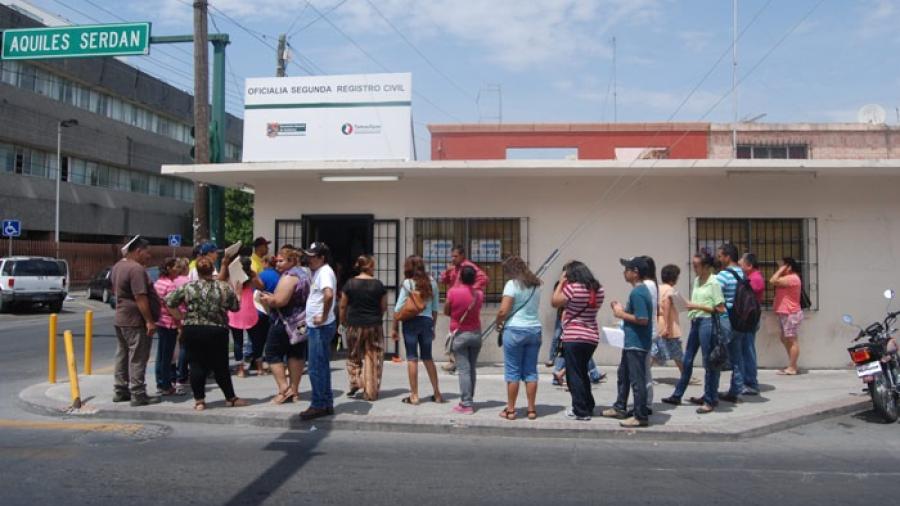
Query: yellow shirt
250,253,264,274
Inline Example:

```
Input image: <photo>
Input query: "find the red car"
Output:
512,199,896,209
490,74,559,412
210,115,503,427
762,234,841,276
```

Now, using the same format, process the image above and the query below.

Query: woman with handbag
164,257,249,410
339,255,388,401
771,257,805,376
662,253,727,414
496,256,542,420
391,255,443,405
259,248,311,404
550,261,605,421
445,266,484,414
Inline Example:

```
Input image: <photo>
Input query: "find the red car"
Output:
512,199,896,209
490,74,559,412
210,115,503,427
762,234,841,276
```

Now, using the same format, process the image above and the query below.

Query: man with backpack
716,244,761,404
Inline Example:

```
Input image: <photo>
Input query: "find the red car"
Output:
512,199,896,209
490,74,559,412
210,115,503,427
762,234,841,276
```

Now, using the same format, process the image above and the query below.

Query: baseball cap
302,242,329,257
252,236,271,248
199,242,219,255
620,256,650,276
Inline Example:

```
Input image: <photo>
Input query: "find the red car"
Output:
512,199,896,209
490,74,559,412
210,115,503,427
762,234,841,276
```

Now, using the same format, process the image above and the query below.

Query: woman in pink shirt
222,253,264,378
444,266,483,414
770,257,803,376
154,258,183,395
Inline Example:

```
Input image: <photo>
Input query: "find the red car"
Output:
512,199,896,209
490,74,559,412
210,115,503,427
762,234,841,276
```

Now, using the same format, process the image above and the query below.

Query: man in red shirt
440,245,488,291
739,253,765,395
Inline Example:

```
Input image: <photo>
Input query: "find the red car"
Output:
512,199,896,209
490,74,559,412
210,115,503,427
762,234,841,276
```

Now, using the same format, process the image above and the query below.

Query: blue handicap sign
2,219,21,238
168,234,182,248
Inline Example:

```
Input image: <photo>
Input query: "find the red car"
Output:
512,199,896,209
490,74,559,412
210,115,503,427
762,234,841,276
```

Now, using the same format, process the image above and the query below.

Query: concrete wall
251,172,900,369
709,124,900,159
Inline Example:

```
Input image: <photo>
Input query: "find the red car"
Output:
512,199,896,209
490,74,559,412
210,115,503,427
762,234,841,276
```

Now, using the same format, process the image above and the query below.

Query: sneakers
174,383,188,396
452,403,475,415
564,407,591,421
130,394,162,407
112,392,131,403
742,387,760,396
600,408,627,419
619,416,649,428
661,396,682,406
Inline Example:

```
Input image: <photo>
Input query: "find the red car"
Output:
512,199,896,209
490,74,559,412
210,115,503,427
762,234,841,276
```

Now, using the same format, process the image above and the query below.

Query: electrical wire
289,0,348,38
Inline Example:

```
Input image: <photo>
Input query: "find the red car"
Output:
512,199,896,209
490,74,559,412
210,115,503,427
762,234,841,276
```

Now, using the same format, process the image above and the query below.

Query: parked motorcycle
843,289,900,423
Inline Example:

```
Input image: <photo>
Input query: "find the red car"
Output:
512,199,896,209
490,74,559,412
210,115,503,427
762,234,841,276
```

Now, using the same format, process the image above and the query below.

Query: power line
284,0,311,36
289,0,349,38
303,1,463,122
363,0,473,101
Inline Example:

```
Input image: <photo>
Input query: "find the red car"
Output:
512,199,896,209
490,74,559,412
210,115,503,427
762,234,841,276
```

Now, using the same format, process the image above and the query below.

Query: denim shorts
403,315,434,361
502,326,542,382
651,337,685,364
264,319,308,364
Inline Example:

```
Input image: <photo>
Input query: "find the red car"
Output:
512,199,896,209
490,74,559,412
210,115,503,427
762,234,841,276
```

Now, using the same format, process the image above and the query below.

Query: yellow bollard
63,330,82,409
84,310,93,375
48,313,57,384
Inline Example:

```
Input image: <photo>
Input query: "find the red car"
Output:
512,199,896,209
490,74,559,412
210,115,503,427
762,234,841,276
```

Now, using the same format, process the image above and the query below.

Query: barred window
736,144,809,159
408,218,527,303
690,218,818,309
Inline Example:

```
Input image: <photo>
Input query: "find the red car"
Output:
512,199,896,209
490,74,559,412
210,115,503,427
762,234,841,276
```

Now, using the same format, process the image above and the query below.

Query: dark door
302,214,375,291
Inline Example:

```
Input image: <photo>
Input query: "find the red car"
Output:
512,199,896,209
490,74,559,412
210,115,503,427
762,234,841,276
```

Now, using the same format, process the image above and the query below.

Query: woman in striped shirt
551,261,605,421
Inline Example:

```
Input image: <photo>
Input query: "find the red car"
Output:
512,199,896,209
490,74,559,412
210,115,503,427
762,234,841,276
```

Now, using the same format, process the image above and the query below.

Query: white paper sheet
671,290,690,312
228,257,248,293
600,327,625,349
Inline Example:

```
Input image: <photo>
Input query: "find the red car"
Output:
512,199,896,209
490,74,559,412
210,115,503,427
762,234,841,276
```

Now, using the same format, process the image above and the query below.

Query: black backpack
725,268,761,332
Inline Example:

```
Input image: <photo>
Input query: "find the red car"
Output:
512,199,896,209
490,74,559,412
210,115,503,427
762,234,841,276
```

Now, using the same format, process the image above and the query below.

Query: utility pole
276,33,287,77
193,0,210,243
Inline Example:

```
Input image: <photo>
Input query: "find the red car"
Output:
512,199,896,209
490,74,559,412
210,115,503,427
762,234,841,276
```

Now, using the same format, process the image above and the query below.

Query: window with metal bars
689,218,818,310
736,144,809,159
274,220,303,251
408,218,526,303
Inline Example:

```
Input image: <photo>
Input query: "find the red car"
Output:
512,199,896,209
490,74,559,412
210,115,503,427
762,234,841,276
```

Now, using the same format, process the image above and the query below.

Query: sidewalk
19,360,868,441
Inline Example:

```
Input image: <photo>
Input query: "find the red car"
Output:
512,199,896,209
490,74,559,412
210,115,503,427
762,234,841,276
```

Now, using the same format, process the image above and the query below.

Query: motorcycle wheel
870,375,899,423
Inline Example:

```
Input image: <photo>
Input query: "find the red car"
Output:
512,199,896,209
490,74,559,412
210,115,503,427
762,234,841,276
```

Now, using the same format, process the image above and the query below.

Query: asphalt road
1,295,899,505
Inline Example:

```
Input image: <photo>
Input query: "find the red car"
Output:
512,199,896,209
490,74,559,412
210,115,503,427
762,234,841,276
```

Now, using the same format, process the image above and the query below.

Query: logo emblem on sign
266,122,279,138
341,123,354,135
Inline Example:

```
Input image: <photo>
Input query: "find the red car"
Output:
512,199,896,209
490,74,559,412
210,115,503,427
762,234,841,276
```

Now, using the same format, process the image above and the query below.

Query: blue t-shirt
716,266,744,310
394,278,441,319
623,283,653,351
502,280,541,328
259,268,280,294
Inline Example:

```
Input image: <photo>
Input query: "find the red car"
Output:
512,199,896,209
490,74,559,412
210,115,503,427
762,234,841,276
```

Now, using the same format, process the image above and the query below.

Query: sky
16,0,900,150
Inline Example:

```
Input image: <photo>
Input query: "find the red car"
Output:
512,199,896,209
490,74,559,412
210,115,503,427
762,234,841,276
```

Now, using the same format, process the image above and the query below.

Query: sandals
401,396,420,405
696,404,715,414
271,389,296,405
777,368,798,376
500,407,516,420
225,397,249,408
429,395,446,404
193,400,206,411
527,410,537,421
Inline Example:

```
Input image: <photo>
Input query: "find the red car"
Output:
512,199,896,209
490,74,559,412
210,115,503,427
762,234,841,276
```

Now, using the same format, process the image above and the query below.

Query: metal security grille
274,220,303,251
373,219,400,357
407,218,525,303
689,218,818,309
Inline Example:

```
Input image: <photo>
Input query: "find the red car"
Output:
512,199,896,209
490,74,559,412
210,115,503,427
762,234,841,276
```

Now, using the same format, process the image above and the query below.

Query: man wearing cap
110,236,162,407
188,242,219,282
299,242,337,420
602,257,654,428
250,237,270,274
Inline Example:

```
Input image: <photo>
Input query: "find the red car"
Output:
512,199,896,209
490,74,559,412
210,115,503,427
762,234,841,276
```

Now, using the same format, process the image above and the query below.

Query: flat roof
427,122,898,134
163,159,900,189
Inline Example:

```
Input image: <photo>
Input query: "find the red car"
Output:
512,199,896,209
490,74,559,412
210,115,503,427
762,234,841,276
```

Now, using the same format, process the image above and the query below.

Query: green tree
224,188,254,247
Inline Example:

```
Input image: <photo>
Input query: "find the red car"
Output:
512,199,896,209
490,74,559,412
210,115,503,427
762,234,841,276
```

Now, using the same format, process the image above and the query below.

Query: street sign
2,219,21,238
168,234,182,248
1,23,151,60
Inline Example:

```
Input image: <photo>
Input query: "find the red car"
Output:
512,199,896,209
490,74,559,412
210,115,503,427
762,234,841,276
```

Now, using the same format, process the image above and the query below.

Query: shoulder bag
394,280,426,322
707,315,730,371
495,287,537,347
556,300,591,356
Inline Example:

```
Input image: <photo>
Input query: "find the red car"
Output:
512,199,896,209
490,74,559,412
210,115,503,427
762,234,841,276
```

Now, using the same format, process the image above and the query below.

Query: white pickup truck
0,256,69,313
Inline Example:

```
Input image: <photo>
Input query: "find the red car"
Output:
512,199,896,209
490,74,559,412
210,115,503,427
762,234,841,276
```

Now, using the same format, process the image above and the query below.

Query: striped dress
560,282,605,345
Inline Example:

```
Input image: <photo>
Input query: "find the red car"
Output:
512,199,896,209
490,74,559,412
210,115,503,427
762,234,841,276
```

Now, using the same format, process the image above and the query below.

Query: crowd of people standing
109,236,807,426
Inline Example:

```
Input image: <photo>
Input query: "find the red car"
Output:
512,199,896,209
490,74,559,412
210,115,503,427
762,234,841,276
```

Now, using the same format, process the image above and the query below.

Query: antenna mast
612,36,617,122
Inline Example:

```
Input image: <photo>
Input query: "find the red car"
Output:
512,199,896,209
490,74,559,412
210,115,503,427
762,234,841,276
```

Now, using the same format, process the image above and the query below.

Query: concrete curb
17,382,870,442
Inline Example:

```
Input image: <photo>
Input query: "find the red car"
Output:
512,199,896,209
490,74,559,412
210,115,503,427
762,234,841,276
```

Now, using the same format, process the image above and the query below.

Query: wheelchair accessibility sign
2,219,21,238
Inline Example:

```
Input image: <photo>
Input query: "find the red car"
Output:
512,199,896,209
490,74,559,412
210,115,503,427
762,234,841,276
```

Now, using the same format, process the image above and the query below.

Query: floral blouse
165,279,239,328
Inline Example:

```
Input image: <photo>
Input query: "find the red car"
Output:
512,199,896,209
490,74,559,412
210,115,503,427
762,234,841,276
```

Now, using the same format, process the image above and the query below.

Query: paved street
0,295,898,505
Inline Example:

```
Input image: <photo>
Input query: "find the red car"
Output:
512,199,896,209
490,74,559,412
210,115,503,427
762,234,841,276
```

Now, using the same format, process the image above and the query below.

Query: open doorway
302,214,374,290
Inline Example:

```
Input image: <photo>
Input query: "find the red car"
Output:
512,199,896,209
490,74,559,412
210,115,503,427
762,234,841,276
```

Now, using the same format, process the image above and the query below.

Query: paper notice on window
671,290,690,312
601,327,625,349
228,257,248,293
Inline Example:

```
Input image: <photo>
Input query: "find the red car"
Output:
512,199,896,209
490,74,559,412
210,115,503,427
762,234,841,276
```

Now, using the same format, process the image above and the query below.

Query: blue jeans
548,319,563,362
726,324,749,397
155,327,178,390
307,322,336,409
402,316,434,361
742,328,759,391
613,349,649,421
554,356,602,382
672,318,720,406
503,326,541,383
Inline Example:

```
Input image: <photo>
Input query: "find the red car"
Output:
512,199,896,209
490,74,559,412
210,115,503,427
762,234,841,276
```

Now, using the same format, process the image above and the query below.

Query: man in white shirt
299,242,336,421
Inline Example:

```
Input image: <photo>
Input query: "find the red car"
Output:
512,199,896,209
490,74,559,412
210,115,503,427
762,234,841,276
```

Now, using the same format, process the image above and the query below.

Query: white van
0,256,68,313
